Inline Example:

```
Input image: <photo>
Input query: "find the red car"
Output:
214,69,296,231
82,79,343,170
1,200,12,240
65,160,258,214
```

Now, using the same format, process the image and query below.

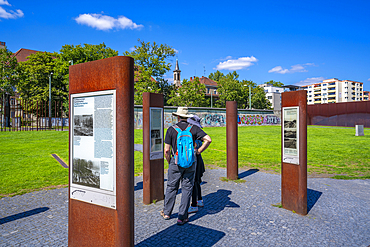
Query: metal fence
0,96,68,131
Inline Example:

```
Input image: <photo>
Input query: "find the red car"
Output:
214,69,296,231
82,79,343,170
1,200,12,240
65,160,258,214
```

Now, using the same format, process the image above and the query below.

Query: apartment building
364,91,369,101
302,78,364,105
259,83,284,110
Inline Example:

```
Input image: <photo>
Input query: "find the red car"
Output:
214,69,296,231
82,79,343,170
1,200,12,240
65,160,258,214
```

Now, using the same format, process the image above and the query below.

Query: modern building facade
0,41,5,49
259,83,284,110
301,78,364,105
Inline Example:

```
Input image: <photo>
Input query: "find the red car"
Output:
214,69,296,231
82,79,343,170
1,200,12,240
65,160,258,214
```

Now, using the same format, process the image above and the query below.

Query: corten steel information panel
143,92,164,205
70,90,116,209
281,90,307,215
68,56,134,247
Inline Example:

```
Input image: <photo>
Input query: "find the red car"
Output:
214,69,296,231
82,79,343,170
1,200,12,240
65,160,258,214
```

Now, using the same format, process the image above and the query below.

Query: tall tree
0,47,19,97
208,70,225,82
124,39,176,105
167,77,207,107
251,86,272,109
17,52,68,115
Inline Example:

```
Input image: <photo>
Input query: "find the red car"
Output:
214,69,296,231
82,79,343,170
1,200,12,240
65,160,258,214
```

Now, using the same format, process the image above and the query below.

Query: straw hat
172,107,193,118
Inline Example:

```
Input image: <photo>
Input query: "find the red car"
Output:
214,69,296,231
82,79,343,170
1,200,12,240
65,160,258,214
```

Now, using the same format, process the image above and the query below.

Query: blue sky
1,0,370,91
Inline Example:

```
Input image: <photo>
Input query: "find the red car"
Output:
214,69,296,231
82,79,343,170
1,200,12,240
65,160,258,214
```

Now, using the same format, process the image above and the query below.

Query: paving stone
0,168,369,246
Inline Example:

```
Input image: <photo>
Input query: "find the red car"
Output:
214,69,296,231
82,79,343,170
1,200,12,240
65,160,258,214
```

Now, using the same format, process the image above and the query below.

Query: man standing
160,107,212,225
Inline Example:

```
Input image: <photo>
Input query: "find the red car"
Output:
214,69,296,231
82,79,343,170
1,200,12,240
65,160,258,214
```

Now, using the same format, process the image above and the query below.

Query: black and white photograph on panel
74,114,93,136
284,138,297,149
72,158,100,188
284,119,297,129
284,130,297,139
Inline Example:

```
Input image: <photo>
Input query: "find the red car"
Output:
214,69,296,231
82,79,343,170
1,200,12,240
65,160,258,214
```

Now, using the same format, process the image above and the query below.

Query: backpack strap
185,124,193,132
172,125,181,133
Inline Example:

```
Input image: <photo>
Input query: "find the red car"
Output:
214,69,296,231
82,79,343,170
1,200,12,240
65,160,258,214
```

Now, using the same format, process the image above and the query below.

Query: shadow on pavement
0,207,49,225
136,223,225,247
189,189,240,221
135,179,167,191
239,169,259,179
307,188,322,213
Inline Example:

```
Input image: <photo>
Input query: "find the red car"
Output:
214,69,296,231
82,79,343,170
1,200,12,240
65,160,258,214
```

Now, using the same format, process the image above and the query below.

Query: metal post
249,85,252,109
49,72,53,129
226,101,238,180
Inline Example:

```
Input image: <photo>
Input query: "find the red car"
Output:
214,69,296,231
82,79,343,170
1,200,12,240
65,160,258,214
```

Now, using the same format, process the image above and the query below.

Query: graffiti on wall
238,114,280,126
202,114,226,127
133,110,280,129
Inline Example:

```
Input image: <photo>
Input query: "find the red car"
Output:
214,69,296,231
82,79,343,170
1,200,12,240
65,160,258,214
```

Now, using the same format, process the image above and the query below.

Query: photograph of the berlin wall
74,114,93,136
284,120,297,129
72,158,100,188
284,130,297,139
284,138,297,149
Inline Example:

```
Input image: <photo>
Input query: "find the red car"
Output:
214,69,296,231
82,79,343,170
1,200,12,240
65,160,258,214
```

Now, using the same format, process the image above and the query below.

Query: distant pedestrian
160,107,212,225
187,115,206,213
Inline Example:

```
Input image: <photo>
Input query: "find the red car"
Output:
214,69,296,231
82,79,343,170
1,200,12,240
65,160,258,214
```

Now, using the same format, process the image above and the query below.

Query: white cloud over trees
75,14,143,31
215,56,258,70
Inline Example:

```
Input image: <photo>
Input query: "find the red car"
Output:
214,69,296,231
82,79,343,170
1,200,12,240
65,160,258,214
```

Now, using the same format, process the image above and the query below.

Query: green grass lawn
1,126,369,197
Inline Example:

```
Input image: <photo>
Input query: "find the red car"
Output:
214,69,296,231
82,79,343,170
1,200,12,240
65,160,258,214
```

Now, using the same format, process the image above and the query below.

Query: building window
323,84,327,86
268,96,272,99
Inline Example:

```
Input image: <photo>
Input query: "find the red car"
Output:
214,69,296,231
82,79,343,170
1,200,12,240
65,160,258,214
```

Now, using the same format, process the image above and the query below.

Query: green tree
157,78,176,106
214,71,271,109
168,77,207,107
17,52,68,115
54,43,119,112
124,39,176,104
208,70,225,82
124,39,176,80
265,80,284,87
251,86,272,109
0,47,19,97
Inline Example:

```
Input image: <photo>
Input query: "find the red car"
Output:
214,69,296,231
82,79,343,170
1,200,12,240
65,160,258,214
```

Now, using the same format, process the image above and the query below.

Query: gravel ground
1,168,369,246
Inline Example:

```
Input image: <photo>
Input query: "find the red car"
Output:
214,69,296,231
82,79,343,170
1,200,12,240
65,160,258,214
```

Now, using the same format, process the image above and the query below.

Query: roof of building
13,48,41,62
190,76,218,87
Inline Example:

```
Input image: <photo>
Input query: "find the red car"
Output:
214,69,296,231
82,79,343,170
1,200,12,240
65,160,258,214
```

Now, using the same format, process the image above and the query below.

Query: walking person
160,107,212,225
187,115,206,213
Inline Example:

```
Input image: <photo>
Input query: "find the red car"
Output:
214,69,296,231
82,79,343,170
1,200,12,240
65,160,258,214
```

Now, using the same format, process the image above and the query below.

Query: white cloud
268,63,316,74
0,1,24,19
368,78,370,81
0,0,11,6
295,77,325,86
215,56,258,70
75,14,143,31
0,6,23,19
173,48,179,54
129,46,136,52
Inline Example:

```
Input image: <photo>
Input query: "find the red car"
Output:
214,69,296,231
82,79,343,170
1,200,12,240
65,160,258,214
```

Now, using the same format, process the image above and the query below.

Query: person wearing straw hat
160,107,212,225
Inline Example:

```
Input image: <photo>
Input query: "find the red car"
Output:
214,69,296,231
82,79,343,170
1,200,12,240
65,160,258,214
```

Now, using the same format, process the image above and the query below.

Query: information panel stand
281,90,307,215
68,56,135,246
143,92,164,205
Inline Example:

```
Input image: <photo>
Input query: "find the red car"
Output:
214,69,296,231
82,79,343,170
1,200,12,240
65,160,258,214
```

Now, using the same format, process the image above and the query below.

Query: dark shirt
165,120,207,154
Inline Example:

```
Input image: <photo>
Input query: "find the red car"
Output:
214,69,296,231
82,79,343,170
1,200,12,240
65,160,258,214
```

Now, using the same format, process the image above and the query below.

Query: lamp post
211,89,213,108
49,72,53,128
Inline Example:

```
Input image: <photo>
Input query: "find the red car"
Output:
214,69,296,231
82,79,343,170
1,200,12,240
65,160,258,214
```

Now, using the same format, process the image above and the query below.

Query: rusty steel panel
69,56,135,247
281,90,307,215
226,101,238,180
143,92,164,205
307,100,370,128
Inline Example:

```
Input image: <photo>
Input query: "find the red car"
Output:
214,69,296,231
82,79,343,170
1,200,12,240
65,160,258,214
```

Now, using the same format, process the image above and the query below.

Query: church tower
173,58,181,87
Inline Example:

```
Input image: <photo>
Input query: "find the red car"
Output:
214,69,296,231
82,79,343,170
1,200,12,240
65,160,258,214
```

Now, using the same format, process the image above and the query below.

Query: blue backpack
173,124,194,168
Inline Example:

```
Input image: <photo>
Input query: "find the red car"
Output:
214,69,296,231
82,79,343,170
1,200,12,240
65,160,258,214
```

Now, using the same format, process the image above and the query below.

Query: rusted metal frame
226,101,238,180
61,101,63,131
54,101,57,131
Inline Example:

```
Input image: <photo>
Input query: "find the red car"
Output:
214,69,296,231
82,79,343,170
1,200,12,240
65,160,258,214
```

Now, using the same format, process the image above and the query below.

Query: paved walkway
1,168,369,246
